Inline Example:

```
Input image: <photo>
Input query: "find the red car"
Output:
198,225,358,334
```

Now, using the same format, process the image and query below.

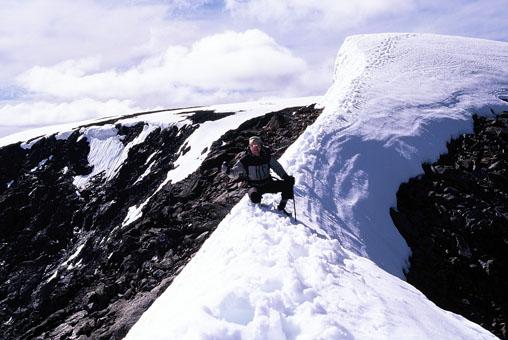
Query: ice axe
293,196,297,222
292,185,297,222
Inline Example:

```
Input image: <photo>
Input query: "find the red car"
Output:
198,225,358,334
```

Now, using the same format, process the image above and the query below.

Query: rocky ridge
0,104,322,339
391,112,508,339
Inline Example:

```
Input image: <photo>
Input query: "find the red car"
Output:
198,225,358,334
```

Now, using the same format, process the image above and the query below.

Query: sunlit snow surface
126,34,507,339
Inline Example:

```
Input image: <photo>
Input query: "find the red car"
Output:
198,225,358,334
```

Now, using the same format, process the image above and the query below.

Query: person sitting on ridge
222,136,295,213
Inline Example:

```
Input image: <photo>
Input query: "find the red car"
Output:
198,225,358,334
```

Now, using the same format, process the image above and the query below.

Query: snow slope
126,34,508,339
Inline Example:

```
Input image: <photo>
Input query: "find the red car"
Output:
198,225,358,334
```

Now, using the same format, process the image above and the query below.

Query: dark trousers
248,179,294,203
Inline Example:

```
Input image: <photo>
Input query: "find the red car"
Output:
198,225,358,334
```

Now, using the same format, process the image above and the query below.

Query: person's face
249,141,261,156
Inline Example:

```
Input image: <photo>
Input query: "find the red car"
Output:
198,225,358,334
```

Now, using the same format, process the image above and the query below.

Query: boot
277,199,287,211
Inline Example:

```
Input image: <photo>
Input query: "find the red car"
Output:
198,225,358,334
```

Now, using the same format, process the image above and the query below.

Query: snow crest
287,33,508,275
126,34,507,339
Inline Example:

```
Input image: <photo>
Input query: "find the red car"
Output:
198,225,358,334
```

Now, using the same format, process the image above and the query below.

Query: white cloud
410,0,508,42
0,99,143,127
17,29,309,106
0,0,204,83
225,0,416,30
0,28,315,138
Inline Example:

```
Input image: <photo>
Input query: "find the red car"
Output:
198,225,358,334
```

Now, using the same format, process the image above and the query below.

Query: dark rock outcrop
391,112,508,339
0,104,322,339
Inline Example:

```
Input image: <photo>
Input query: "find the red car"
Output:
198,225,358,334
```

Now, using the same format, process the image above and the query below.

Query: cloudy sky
0,0,507,138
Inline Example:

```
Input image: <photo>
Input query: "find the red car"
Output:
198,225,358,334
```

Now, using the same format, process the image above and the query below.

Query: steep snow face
126,34,507,339
292,33,508,276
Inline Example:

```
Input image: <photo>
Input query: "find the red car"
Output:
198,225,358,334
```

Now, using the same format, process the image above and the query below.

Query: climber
222,136,295,213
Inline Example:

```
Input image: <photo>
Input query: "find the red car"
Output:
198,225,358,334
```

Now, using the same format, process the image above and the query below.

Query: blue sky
0,0,507,138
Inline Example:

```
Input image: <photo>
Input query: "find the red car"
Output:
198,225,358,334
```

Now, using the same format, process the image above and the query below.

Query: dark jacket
228,147,288,186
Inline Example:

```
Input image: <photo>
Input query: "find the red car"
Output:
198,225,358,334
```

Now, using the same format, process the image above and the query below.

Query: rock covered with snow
0,98,320,339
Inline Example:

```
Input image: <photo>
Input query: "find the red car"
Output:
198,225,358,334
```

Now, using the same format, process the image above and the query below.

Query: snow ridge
126,34,507,339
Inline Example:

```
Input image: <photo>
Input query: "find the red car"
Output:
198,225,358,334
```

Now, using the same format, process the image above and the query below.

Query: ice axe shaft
293,189,297,222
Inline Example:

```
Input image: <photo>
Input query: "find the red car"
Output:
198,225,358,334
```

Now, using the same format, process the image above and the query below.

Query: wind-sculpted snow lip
0,99,321,339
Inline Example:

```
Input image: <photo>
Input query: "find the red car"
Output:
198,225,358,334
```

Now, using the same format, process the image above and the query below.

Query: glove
284,174,295,186
221,161,229,174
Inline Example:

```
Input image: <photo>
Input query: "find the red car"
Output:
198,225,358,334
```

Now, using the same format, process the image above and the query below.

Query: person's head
249,136,262,156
